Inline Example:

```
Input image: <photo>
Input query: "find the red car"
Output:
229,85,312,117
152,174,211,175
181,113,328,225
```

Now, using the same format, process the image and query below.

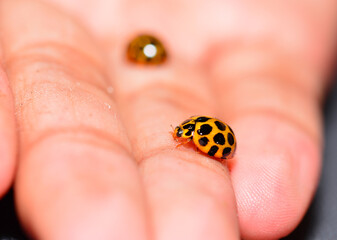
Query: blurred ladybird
172,116,237,159
127,34,167,64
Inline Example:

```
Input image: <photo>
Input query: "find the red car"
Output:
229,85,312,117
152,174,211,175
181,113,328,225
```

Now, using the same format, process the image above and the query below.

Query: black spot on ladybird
198,137,209,146
197,124,212,135
195,117,211,122
185,130,193,137
215,121,226,131
227,132,235,146
208,145,219,156
183,124,195,130
222,147,232,158
213,133,225,145
228,126,234,134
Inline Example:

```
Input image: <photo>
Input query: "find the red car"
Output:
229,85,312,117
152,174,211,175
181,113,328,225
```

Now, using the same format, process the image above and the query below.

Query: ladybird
127,34,167,64
172,116,236,159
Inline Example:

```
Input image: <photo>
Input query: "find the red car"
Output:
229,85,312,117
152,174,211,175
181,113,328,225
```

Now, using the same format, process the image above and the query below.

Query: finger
109,38,240,239
0,1,149,239
0,67,16,197
209,42,327,239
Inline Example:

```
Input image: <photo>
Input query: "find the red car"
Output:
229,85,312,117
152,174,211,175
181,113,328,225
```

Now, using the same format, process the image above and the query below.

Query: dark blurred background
0,75,337,240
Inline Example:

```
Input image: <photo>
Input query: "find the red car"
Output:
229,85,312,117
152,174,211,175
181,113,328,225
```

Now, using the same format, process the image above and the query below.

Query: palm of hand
0,0,335,239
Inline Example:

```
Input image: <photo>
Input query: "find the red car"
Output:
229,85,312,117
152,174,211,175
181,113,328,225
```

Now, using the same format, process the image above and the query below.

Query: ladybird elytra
127,34,167,64
172,116,237,159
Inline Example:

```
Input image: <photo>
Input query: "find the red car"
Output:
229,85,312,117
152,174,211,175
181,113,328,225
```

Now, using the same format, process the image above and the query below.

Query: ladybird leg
169,130,175,138
175,138,191,148
194,145,200,152
170,125,178,140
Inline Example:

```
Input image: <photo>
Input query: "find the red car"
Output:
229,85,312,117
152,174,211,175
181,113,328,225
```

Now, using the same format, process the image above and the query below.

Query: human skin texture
0,0,336,239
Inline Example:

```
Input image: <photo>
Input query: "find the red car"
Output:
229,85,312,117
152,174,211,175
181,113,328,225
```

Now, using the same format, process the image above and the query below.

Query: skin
0,0,336,239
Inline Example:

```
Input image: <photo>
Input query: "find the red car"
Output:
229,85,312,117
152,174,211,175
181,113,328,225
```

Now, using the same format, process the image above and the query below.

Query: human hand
0,0,336,239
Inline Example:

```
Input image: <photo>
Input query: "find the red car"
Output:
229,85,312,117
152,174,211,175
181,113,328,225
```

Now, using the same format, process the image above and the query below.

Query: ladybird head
172,119,196,140
172,126,184,139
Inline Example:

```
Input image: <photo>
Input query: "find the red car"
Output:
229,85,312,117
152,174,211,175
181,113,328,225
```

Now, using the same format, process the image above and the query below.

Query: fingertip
141,152,240,240
231,115,321,239
15,136,150,240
